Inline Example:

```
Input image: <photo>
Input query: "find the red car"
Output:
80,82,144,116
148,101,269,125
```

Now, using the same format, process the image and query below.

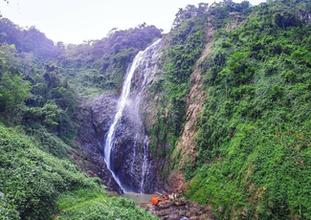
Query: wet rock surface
138,171,215,219
142,198,215,220
110,111,158,193
75,93,123,193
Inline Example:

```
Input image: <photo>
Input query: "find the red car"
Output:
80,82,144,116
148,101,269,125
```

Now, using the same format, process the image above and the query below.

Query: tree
0,72,30,115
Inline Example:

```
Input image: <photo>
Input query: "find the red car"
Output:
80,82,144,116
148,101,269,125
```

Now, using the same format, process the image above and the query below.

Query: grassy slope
0,123,156,220
186,1,311,219
56,188,157,220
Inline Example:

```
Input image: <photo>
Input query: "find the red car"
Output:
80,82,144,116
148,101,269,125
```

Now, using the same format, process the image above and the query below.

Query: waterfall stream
104,39,161,193
140,136,150,192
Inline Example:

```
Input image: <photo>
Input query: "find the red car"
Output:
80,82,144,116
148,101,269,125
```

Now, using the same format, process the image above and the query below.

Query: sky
0,0,265,44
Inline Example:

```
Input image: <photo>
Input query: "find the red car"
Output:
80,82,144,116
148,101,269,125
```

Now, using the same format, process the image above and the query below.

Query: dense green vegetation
0,18,61,59
149,5,207,157
0,18,161,97
56,188,157,220
0,123,157,220
185,0,311,219
60,25,161,96
0,43,77,141
0,123,96,219
149,0,251,174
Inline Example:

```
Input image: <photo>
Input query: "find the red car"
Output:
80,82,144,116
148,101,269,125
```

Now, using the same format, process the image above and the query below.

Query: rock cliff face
172,25,213,169
76,94,123,193
169,12,246,188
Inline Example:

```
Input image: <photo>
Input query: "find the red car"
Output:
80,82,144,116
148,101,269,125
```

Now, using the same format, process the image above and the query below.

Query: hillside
143,0,311,219
0,0,311,219
0,124,156,220
186,1,311,219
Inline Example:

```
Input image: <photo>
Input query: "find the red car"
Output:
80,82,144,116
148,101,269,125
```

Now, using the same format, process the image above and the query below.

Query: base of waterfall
124,192,215,220
124,192,153,205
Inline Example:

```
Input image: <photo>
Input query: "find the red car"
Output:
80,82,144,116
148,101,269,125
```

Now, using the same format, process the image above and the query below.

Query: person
151,196,160,206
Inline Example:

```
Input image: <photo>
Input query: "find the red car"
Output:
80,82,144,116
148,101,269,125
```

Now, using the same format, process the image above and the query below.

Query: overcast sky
0,0,265,44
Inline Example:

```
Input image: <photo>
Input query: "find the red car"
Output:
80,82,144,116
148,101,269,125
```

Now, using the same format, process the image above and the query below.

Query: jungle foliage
186,0,311,219
0,124,157,220
149,0,251,162
149,5,207,158
60,24,161,95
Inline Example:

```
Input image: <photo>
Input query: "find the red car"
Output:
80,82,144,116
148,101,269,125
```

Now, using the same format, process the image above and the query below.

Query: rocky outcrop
144,197,215,220
171,24,214,169
75,93,123,193
109,108,158,193
172,11,245,170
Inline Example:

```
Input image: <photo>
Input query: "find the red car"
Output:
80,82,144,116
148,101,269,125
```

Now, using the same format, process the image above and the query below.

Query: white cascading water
140,136,150,192
130,134,138,175
104,39,161,193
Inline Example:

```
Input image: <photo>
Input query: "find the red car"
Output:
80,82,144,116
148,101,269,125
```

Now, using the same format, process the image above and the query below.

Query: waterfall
140,136,150,192
104,39,161,193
